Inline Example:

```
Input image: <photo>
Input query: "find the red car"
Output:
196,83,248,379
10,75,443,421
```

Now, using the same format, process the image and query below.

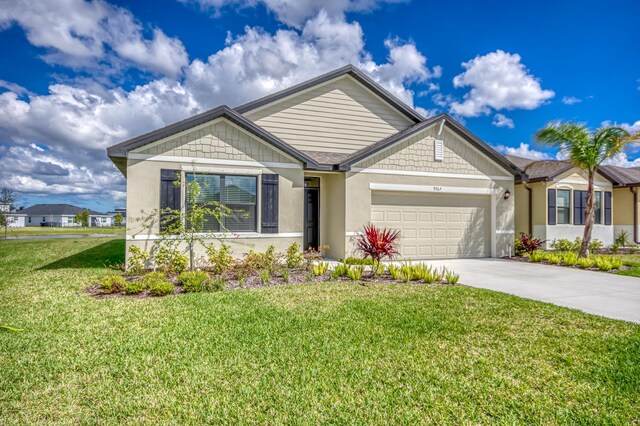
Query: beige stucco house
508,155,640,247
108,65,521,262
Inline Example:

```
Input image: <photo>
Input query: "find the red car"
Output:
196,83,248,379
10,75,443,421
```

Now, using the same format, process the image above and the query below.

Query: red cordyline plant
356,224,400,276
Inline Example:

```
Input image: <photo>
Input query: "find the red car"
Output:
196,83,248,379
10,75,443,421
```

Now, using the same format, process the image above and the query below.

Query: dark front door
304,187,319,250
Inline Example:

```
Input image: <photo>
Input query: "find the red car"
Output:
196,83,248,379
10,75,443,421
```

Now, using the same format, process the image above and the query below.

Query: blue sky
0,0,638,211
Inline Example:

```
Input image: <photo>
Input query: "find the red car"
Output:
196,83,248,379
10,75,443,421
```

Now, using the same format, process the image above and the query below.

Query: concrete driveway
427,258,640,324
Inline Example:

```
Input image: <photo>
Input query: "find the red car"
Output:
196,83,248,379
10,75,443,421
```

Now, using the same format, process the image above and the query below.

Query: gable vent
434,139,444,161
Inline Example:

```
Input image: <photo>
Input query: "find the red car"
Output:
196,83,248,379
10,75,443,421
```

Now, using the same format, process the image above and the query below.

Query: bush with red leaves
514,233,545,256
356,225,400,269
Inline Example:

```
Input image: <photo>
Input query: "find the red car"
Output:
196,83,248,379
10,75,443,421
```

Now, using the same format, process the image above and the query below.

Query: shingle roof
600,165,640,186
19,204,107,216
504,155,574,182
301,150,351,165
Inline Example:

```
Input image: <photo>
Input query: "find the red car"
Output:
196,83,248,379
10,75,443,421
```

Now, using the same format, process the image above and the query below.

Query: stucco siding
244,76,413,154
132,119,298,165
317,172,346,260
356,126,509,178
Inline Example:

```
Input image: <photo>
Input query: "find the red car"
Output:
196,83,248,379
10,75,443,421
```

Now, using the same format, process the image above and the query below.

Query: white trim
128,153,302,170
181,165,262,176
369,182,500,195
496,230,515,235
490,195,497,257
127,232,303,241
555,179,612,187
352,167,514,181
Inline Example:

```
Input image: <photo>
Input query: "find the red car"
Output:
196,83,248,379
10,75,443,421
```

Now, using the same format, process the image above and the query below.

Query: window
186,173,257,232
28,217,31,223
574,190,587,225
594,191,602,225
557,189,571,224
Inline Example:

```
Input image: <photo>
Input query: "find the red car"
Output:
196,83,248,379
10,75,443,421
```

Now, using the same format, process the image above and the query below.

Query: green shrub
238,245,280,276
285,242,304,269
423,266,438,284
387,264,402,280
594,256,613,271
100,275,126,293
206,243,233,275
615,229,630,247
562,252,579,266
551,238,581,253
547,254,561,265
260,270,271,284
178,271,209,293
343,257,374,266
528,252,546,263
332,262,350,277
589,239,604,252
153,246,188,274
610,257,624,269
203,276,225,292
433,266,446,282
577,257,595,269
148,280,174,296
124,280,145,294
445,270,460,285
346,264,364,281
127,246,150,275
610,243,620,253
312,262,329,276
281,269,290,283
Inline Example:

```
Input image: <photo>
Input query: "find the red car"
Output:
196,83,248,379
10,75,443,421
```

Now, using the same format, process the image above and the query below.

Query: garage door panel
371,191,490,259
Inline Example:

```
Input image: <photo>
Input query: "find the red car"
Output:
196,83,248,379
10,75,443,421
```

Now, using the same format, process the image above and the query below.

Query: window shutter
160,169,181,233
548,189,556,225
604,191,612,225
261,174,279,233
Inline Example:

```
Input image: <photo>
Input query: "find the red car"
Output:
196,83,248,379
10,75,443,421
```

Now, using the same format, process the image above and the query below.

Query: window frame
556,189,571,225
184,172,258,233
594,191,602,225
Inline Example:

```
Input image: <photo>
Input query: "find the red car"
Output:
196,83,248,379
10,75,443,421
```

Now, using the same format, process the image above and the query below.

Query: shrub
423,267,437,284
346,264,365,281
281,268,290,283
343,257,374,266
312,262,329,276
551,238,581,253
238,245,280,276
331,262,349,278
100,275,126,293
589,239,604,252
206,243,233,275
154,246,188,274
285,242,305,269
260,270,271,284
610,257,624,269
445,270,460,285
514,233,545,256
594,256,613,271
577,257,595,269
615,229,630,247
203,276,225,292
124,280,145,294
547,254,561,265
355,225,400,276
528,252,546,263
178,270,210,293
148,280,174,296
562,252,579,266
610,243,620,253
387,264,402,281
142,271,166,287
127,246,150,276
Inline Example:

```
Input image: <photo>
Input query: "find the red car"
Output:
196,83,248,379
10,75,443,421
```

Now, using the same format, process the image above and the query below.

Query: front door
304,178,319,250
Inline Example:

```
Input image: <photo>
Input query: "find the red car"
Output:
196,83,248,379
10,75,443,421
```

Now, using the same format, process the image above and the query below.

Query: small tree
75,210,90,227
114,212,124,227
356,224,400,277
0,187,17,239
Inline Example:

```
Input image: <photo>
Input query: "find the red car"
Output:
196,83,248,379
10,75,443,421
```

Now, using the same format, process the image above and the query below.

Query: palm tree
535,121,637,257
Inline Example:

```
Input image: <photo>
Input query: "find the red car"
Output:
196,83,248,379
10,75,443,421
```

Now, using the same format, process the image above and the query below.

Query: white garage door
371,191,491,259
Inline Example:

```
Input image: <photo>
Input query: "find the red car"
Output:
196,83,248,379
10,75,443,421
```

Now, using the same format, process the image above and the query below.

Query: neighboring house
0,203,26,227
508,155,625,246
600,165,640,244
108,207,127,225
108,65,521,261
20,204,113,227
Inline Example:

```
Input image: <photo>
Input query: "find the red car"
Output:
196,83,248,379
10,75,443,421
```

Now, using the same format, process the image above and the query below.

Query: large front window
594,191,602,225
186,173,257,232
557,189,571,224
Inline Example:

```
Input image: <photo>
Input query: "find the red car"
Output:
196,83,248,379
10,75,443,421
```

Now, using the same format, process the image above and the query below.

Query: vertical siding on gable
244,76,413,154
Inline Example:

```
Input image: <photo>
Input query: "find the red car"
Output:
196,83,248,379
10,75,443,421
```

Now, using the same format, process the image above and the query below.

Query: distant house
19,204,113,227
107,207,127,225
0,203,26,227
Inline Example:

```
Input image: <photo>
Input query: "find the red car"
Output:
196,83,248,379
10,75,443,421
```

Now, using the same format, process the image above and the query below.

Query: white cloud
562,96,581,105
450,50,554,117
492,113,514,128
181,0,406,28
601,120,640,135
495,142,551,160
0,0,189,76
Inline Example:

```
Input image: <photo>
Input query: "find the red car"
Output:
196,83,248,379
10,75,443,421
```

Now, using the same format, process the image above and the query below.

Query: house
107,207,127,225
507,155,635,247
599,165,640,244
108,65,521,261
20,204,113,227
0,203,26,227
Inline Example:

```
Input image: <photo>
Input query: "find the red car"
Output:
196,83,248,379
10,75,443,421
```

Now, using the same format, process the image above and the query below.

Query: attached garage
371,191,491,259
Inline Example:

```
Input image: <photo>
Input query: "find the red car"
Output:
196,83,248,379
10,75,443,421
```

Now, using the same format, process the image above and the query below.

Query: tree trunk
579,171,596,258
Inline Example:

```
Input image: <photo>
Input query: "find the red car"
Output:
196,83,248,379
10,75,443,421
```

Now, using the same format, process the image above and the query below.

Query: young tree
74,210,90,227
536,121,638,257
0,187,17,239
113,212,124,227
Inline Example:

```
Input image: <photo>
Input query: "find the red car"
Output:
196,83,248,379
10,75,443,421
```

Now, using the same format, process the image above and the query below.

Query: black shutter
548,189,556,225
604,191,612,225
160,169,181,233
261,174,279,233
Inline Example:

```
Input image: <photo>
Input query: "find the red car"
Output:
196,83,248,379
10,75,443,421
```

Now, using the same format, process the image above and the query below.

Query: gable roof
20,204,107,216
505,155,626,184
340,113,524,176
600,165,640,186
107,106,324,172
234,64,424,123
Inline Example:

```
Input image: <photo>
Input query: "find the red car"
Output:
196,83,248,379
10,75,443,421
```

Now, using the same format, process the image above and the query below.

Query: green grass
1,239,640,424
2,226,124,237
612,253,640,277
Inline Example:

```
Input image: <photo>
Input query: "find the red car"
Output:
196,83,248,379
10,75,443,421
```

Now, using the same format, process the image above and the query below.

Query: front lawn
612,253,640,277
1,238,639,424
2,226,125,237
